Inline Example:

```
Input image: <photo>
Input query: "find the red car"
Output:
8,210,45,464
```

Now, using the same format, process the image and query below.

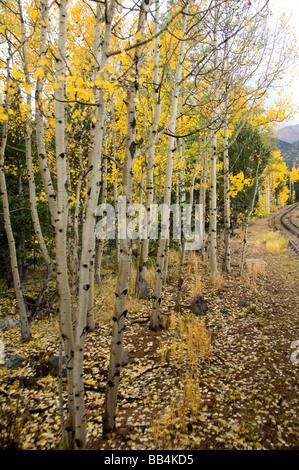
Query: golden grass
191,274,203,297
153,312,211,449
254,231,289,253
264,232,288,253
94,277,116,323
209,271,224,293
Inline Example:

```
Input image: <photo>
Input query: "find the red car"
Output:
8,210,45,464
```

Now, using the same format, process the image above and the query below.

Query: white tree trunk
199,146,208,257
151,6,188,330
35,0,57,224
18,0,53,274
222,106,231,274
136,0,161,298
208,128,218,275
0,63,31,340
103,0,149,435
208,4,219,276
176,149,201,310
95,156,108,284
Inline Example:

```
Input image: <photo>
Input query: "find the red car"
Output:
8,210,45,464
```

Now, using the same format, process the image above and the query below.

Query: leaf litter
0,213,298,450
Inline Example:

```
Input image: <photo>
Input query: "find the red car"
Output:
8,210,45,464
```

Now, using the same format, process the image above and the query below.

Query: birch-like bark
78,1,116,334
103,0,149,436
240,163,260,275
176,148,202,310
35,0,57,224
110,100,120,267
199,146,208,256
18,0,53,274
95,156,108,284
0,61,31,339
265,174,270,213
136,0,161,298
208,4,219,276
150,6,188,330
135,167,145,292
57,1,116,448
222,101,231,274
71,141,83,299
52,0,77,449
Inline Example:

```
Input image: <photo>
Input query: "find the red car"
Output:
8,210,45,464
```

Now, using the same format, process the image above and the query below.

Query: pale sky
268,0,299,128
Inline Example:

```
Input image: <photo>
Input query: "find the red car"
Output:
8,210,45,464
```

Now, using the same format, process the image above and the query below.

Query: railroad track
273,203,299,260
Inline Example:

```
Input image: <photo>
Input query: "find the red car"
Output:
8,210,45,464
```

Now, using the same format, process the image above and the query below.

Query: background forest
1,0,299,450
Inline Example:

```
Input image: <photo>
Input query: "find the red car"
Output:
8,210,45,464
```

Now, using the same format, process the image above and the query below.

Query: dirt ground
0,209,298,450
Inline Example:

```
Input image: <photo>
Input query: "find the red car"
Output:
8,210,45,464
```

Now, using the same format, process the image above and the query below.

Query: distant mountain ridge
276,124,299,144
276,140,299,168
274,124,299,168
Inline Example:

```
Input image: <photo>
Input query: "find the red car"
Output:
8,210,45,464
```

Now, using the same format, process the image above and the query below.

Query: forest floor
0,208,299,450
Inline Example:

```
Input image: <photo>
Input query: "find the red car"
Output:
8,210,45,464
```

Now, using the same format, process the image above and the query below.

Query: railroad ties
279,203,299,262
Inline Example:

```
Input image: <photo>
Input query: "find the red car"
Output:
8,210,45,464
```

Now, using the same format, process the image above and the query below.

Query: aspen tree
136,0,161,299
95,155,108,284
199,140,208,257
72,0,116,447
35,0,57,226
222,98,231,273
208,1,220,277
176,147,202,310
240,162,260,275
111,99,120,267
17,0,53,274
0,58,31,340
51,0,78,449
103,0,150,436
151,3,189,331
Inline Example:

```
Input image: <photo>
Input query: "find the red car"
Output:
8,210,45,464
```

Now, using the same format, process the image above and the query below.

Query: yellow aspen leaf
77,89,88,100
0,113,8,121
103,94,109,100
12,70,24,80
135,31,141,41
53,82,60,89
106,82,114,93
76,77,84,86
105,63,114,72
66,83,75,92
36,67,44,79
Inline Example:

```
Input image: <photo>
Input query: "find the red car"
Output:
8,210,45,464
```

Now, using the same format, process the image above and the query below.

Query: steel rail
277,203,299,260
280,203,299,239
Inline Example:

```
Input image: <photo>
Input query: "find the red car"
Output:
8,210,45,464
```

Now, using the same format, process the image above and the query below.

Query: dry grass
254,231,289,253
153,312,211,449
152,374,202,449
241,259,266,288
94,277,116,323
191,274,203,297
209,271,224,293
187,252,200,277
